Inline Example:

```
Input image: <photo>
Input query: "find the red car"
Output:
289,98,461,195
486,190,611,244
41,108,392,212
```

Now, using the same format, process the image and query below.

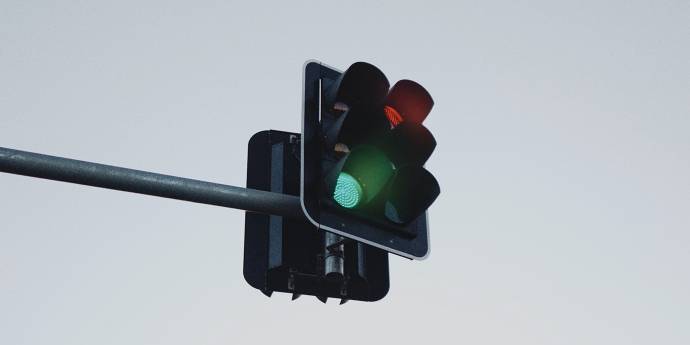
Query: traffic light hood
326,62,390,109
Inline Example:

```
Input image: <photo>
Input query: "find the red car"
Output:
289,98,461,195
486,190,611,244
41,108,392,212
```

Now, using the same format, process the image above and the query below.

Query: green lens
333,172,363,208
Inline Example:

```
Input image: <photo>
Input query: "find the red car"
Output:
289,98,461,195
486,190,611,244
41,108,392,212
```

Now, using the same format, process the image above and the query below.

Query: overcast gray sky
1,1,689,344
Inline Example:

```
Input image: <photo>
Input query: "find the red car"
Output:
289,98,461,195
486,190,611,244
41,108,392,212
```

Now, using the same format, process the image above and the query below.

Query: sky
1,1,688,344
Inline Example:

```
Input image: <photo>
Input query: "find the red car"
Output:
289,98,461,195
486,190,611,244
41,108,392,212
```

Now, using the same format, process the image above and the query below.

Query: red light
384,80,434,124
384,106,404,127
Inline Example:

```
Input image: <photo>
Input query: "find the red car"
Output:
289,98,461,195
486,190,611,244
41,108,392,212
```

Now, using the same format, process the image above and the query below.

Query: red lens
384,105,404,127
384,80,434,124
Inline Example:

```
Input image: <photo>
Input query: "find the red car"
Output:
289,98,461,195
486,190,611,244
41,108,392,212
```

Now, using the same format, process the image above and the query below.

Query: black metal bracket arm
0,146,304,220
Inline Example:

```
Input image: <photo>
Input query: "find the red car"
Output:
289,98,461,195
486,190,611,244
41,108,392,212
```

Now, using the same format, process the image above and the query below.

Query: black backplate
243,130,390,302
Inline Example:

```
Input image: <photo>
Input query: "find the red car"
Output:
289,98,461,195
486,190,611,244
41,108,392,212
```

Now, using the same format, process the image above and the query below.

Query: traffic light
302,61,439,259
242,60,439,303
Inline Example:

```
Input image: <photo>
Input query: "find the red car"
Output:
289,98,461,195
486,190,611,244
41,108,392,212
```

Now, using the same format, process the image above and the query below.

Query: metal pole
0,146,305,220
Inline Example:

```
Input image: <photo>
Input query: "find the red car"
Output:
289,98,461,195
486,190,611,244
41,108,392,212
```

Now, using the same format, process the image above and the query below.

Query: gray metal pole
0,146,305,220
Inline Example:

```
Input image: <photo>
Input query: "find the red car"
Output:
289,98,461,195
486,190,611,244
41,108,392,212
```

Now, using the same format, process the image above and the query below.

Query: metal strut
0,146,305,220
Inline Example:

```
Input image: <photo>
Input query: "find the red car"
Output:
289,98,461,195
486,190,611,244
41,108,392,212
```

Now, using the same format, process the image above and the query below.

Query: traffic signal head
302,61,440,259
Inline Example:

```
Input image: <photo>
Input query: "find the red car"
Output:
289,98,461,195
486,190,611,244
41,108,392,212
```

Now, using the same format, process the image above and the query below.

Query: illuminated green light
333,172,363,208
